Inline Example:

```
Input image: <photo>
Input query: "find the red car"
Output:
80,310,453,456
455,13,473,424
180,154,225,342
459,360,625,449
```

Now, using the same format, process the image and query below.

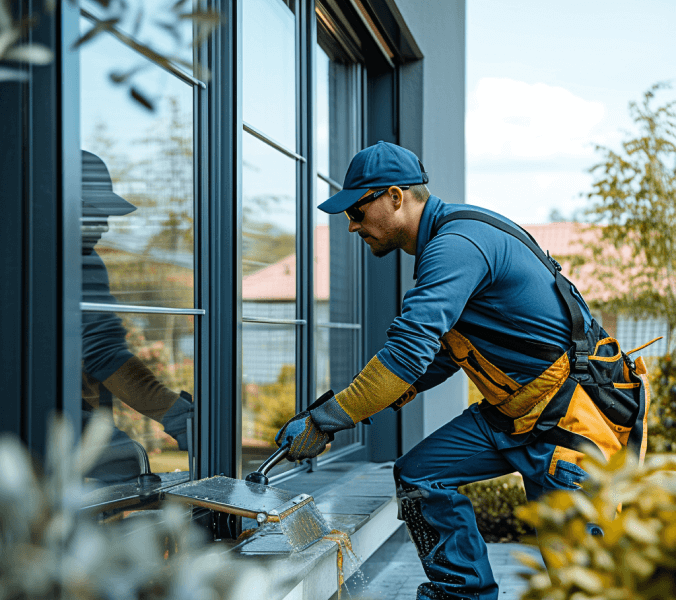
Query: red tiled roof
523,221,631,302
244,221,630,303
243,225,329,300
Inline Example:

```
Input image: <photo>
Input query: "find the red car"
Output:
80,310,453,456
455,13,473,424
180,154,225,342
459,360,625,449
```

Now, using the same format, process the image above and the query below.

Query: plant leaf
108,64,143,84
178,9,221,25
172,0,190,12
154,20,182,45
130,86,154,111
132,7,143,37
0,28,20,58
0,66,29,81
71,19,119,50
4,42,53,65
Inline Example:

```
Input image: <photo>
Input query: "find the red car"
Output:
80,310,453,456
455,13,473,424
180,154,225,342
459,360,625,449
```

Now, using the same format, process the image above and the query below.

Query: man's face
81,215,109,255
346,188,405,258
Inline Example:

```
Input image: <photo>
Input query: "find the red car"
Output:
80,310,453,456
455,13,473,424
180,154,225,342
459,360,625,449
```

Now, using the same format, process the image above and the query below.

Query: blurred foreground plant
0,413,268,600
515,449,676,600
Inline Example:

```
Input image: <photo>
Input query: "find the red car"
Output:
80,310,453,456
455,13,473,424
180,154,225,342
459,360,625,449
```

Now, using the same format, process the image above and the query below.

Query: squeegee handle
258,443,290,477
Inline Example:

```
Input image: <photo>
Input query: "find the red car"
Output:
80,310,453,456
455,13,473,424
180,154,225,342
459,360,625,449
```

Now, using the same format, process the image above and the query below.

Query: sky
466,0,676,224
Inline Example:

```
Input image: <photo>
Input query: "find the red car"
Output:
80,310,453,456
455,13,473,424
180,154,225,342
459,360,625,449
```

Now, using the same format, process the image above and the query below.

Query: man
81,150,193,481
276,141,650,600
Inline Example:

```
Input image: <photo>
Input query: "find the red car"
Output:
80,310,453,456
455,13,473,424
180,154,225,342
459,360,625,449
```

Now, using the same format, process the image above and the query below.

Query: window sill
221,461,400,600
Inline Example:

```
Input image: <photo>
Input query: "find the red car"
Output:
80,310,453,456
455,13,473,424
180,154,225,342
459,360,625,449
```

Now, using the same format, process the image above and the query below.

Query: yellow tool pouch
427,210,653,461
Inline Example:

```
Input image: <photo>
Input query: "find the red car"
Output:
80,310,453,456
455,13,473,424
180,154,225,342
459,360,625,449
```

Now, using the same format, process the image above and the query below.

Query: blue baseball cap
318,141,429,214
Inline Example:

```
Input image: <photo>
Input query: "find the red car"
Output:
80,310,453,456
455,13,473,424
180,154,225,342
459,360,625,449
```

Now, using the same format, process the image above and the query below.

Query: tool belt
431,211,652,464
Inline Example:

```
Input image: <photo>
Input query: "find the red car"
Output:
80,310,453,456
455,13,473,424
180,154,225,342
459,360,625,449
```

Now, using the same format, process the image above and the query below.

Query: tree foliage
579,83,676,345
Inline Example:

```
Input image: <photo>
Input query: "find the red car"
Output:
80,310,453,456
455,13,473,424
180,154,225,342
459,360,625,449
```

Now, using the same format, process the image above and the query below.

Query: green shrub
459,474,534,543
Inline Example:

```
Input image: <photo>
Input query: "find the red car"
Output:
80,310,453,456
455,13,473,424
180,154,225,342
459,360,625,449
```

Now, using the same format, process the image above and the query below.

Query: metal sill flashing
219,461,400,600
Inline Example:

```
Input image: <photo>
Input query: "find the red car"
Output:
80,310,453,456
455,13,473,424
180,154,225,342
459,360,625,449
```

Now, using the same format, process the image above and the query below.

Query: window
79,7,200,482
241,0,300,474
74,0,370,485
314,40,364,454
240,0,367,473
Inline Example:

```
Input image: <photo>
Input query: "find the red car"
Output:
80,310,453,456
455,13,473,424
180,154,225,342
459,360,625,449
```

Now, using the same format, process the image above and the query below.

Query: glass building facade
2,0,464,497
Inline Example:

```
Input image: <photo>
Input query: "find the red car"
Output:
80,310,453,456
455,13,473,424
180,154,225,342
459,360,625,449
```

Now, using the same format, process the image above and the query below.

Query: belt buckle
574,351,589,372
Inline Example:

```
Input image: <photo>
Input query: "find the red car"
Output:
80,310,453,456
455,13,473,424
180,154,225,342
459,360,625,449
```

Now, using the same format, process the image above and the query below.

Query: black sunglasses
344,186,410,222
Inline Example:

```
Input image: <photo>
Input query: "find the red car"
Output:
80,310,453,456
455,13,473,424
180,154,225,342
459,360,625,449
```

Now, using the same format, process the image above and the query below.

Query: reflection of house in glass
243,225,330,386
525,222,669,355
242,219,670,394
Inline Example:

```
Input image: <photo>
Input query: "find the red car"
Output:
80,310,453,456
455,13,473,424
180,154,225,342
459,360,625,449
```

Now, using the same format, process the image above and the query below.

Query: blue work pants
394,403,588,600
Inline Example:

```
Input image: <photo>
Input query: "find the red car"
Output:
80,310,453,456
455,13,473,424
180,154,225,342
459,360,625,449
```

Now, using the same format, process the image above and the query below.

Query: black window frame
2,0,424,479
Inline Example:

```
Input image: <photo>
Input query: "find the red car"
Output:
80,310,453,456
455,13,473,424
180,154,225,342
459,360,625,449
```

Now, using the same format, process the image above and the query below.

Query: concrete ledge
218,462,401,600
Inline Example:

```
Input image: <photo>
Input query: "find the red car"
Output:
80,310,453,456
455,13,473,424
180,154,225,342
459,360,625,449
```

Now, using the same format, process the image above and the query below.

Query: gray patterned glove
161,391,193,451
275,390,355,461
275,411,330,461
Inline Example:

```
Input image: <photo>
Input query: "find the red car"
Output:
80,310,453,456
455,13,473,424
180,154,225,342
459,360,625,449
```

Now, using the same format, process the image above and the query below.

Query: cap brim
82,191,137,217
318,187,370,214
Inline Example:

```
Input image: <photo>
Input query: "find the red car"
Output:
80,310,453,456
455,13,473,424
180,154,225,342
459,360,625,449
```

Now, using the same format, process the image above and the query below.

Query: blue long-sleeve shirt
82,250,133,381
376,196,592,390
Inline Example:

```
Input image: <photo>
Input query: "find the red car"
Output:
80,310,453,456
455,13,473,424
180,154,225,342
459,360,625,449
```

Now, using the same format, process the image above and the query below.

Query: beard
364,227,404,258
372,244,397,258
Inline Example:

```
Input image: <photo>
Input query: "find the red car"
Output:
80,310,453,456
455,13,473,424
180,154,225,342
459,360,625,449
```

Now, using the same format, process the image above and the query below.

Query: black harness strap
431,210,589,371
454,321,563,364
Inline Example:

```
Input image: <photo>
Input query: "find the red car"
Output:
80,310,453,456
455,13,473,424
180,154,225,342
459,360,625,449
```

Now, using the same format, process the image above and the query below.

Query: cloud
466,78,606,163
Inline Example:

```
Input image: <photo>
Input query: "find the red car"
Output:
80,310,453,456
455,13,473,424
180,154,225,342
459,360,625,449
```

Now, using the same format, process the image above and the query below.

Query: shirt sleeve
334,232,491,423
82,251,133,381
377,232,492,384
412,348,460,393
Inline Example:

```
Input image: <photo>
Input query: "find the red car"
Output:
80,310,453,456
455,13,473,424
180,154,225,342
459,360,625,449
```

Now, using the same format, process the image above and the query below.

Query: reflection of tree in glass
83,99,196,456
242,364,296,446
86,96,195,362
243,192,295,276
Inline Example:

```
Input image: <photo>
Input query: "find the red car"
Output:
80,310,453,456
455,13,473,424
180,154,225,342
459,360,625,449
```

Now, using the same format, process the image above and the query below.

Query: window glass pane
316,46,330,175
314,41,362,455
314,184,360,324
242,132,297,311
80,18,194,309
242,323,296,474
82,311,194,483
319,327,360,453
79,1,193,66
316,40,357,182
243,0,297,148
315,181,361,455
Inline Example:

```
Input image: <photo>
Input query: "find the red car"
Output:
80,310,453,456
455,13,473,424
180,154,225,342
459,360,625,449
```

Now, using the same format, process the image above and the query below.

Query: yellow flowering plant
515,449,676,600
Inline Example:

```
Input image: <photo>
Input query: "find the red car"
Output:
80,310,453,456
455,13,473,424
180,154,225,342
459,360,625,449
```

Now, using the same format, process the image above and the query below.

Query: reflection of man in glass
81,150,193,463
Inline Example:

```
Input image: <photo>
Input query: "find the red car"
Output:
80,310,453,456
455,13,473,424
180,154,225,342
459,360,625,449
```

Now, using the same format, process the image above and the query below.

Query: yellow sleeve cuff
334,356,412,423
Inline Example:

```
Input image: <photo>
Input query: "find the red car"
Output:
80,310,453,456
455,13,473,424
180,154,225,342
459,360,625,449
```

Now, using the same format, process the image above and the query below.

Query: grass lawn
149,451,189,474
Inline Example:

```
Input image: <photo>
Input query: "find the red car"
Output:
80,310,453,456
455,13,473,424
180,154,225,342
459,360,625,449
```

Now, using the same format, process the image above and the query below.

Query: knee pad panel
422,549,466,586
400,496,440,558
416,582,471,600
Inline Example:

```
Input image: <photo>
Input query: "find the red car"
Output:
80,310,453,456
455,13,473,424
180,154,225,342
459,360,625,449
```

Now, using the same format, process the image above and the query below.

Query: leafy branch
571,83,676,347
0,0,223,111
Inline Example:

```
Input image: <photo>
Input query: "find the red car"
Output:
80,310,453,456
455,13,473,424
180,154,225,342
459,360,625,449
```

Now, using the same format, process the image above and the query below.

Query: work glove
275,411,330,461
276,390,355,461
160,391,193,451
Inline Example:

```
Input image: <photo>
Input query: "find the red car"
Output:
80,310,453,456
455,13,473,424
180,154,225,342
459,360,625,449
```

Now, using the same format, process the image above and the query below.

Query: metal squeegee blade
279,498,331,552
